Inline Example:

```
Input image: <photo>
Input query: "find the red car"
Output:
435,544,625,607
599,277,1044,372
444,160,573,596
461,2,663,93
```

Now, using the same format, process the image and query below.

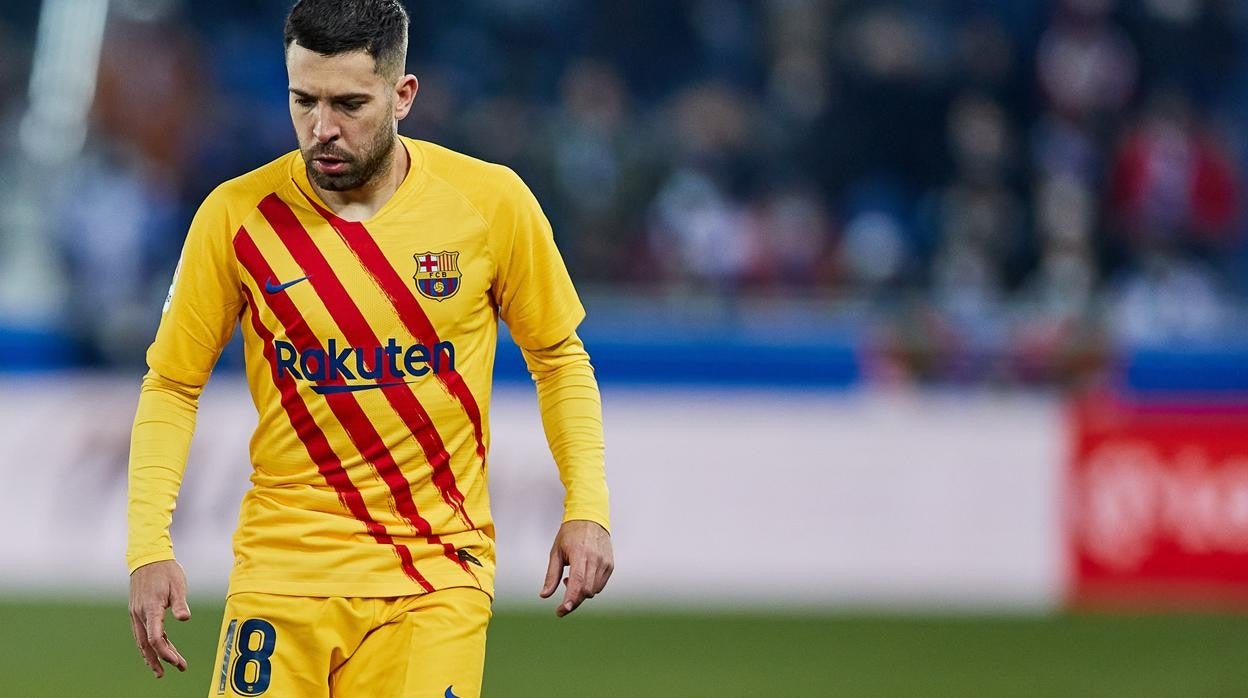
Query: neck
311,137,409,222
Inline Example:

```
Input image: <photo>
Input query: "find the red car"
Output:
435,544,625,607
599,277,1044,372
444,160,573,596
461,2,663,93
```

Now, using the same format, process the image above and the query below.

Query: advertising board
1069,396,1248,605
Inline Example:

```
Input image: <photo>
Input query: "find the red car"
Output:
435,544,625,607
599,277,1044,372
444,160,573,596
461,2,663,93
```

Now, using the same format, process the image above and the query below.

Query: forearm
521,332,610,532
126,370,201,572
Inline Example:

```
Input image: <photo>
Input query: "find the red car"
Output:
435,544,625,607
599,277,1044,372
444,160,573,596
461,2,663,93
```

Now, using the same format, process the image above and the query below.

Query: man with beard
125,1,612,695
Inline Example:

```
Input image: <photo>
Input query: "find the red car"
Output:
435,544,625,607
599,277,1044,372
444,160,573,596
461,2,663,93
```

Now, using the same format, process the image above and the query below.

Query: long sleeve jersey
127,137,609,598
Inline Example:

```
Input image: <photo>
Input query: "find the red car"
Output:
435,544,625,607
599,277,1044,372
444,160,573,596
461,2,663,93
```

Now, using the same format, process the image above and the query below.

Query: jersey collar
286,136,427,224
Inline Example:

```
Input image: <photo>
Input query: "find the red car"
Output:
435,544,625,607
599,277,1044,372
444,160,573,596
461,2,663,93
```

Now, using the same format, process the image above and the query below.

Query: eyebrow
289,89,373,101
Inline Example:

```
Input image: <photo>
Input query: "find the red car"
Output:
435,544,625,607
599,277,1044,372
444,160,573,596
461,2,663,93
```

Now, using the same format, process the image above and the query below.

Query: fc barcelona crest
413,251,462,301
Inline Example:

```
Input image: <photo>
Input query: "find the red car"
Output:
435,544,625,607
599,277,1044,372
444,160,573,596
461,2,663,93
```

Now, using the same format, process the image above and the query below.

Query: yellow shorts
207,587,492,698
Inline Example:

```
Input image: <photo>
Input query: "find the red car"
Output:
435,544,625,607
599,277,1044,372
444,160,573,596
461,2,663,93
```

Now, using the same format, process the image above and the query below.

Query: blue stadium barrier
493,325,862,388
0,326,79,370
1123,344,1248,394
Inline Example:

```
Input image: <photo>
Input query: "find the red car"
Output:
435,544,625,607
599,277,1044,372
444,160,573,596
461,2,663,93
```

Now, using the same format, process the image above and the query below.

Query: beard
301,116,395,192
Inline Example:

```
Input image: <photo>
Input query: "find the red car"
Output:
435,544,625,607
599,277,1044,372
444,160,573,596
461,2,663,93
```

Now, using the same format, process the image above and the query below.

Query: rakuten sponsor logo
272,338,456,394
1077,442,1248,570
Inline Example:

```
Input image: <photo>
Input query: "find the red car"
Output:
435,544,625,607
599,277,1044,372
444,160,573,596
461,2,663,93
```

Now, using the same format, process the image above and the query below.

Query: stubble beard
303,116,396,192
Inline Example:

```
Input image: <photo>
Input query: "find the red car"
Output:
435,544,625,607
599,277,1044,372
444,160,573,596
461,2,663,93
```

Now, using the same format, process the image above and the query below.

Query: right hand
128,559,191,678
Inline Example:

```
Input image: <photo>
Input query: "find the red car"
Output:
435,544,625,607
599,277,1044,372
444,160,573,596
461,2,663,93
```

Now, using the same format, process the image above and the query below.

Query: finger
170,587,191,622
558,557,591,617
539,548,565,598
130,612,159,673
144,608,188,672
579,554,600,601
131,613,164,678
129,609,143,648
592,558,614,595
141,641,165,678
150,631,188,672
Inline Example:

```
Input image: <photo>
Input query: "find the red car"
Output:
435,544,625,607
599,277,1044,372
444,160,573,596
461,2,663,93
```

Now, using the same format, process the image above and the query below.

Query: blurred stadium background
5,0,1248,695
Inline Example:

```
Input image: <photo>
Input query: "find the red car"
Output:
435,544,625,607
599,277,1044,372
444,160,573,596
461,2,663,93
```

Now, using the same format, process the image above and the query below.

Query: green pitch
2,599,1247,697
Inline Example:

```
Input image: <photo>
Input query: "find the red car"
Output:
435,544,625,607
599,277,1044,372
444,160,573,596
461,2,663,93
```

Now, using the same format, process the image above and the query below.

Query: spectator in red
1108,90,1241,249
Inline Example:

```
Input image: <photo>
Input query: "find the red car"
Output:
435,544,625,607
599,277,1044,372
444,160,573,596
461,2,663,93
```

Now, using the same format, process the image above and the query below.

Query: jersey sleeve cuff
127,551,177,575
561,512,610,534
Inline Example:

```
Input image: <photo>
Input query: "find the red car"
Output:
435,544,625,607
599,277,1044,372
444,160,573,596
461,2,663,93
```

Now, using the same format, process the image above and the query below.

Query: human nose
312,105,340,143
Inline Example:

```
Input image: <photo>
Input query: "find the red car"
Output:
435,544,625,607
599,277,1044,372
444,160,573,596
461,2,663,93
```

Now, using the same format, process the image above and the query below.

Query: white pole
0,0,110,325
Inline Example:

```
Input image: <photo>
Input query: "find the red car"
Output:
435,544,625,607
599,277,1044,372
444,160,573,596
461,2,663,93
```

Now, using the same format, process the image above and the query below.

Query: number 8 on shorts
218,618,277,696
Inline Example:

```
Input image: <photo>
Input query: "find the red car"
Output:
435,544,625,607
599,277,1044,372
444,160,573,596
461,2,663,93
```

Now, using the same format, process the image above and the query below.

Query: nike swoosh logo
312,381,416,395
264,275,310,293
445,687,460,698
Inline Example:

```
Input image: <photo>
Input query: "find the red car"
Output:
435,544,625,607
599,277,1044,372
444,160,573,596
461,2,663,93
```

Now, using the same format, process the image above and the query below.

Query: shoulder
199,150,301,220
408,138,534,219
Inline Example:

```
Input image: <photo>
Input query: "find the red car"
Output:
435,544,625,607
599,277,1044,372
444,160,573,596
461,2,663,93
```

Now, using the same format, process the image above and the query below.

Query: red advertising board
1069,395,1248,606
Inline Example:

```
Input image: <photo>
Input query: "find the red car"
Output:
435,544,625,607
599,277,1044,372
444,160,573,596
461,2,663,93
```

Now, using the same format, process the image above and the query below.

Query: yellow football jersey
128,137,605,598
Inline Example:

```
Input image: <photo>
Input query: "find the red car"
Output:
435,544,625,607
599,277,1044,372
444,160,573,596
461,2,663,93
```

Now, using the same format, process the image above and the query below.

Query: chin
308,168,359,192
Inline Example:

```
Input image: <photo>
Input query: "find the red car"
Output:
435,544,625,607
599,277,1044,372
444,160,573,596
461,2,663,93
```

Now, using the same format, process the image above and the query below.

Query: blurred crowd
2,0,1247,381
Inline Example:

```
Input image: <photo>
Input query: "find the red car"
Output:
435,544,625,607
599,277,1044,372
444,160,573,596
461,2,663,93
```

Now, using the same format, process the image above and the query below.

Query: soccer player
125,1,612,695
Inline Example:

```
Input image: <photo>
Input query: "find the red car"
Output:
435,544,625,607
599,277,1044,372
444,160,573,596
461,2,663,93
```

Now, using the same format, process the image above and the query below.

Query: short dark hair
284,0,409,78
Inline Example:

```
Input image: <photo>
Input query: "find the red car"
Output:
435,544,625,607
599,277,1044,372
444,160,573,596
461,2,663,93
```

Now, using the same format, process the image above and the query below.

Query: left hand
539,520,613,617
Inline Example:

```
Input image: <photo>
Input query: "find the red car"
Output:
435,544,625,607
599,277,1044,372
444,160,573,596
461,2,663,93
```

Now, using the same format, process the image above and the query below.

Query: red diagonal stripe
236,224,471,578
234,239,433,592
301,194,488,467
257,194,477,541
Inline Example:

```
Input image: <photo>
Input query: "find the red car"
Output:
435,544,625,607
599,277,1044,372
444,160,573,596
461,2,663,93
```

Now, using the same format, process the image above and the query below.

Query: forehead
286,42,385,94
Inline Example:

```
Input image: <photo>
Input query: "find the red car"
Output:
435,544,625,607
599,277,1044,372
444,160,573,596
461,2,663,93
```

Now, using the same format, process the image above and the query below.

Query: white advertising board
0,376,1064,609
